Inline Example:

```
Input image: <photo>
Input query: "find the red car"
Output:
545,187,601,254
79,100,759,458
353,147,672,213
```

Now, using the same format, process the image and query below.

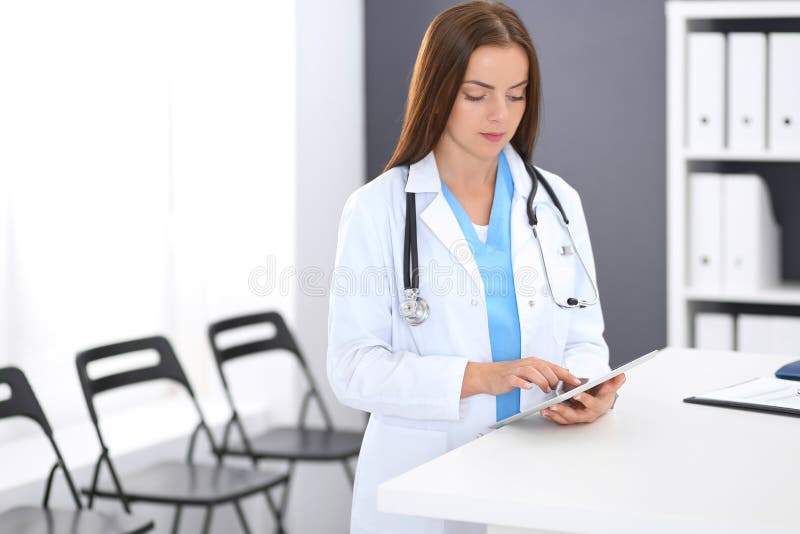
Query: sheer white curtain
0,0,298,437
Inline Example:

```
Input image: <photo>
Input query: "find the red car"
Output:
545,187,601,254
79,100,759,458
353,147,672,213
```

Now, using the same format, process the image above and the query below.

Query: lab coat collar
502,143,539,203
405,150,441,193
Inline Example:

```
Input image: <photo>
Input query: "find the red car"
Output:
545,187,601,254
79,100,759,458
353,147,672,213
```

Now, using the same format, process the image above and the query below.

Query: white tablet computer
489,349,660,429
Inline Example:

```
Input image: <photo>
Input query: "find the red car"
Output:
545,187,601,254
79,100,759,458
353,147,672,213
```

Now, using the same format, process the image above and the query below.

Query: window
0,0,297,436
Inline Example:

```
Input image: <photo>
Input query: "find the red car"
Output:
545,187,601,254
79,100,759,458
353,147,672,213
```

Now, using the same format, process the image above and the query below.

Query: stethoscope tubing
401,159,599,324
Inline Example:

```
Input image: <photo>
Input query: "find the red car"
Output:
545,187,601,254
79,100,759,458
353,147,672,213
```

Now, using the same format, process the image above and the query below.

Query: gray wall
366,0,668,366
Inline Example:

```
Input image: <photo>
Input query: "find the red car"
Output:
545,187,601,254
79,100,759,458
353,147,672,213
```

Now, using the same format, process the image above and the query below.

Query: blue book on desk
684,362,800,418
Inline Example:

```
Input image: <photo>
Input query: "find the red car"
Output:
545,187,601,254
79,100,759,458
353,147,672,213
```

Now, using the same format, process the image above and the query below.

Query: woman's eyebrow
462,80,528,90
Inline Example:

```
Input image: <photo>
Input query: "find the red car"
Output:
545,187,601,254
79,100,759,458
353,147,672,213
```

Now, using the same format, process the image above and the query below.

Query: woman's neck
433,138,498,194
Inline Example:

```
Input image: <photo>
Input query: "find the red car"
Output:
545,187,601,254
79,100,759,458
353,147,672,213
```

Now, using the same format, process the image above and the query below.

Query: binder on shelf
689,173,723,290
768,33,800,151
687,32,726,151
738,314,800,356
727,33,766,151
721,174,781,290
694,312,735,350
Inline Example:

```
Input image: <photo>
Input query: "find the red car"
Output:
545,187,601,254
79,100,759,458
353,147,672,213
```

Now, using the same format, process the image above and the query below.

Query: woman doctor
327,2,626,533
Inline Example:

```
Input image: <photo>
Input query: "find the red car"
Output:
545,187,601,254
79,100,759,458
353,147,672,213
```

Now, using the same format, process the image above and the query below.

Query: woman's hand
461,357,582,398
540,373,626,425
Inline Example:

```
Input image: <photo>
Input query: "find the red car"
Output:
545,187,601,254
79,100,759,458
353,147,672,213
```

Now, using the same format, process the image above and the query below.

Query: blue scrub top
440,151,522,421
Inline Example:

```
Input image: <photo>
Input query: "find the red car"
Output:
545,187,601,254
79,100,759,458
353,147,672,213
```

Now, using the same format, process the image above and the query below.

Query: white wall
0,0,299,448
296,0,366,431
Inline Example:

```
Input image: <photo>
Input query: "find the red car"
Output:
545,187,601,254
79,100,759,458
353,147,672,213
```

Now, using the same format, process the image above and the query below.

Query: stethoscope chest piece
399,288,429,326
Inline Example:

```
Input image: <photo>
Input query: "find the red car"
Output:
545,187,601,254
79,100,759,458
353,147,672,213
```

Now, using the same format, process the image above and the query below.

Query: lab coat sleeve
326,188,469,421
561,191,612,381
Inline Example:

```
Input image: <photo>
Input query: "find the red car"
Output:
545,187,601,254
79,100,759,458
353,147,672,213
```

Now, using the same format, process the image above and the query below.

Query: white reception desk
378,348,799,534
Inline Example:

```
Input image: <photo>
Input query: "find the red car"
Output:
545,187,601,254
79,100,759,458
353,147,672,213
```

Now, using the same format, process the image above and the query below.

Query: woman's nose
487,94,508,123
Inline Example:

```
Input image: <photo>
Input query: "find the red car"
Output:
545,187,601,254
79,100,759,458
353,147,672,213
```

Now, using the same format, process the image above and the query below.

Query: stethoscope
400,160,600,326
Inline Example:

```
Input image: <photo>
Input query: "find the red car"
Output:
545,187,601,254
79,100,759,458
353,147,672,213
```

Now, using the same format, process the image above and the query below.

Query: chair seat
0,505,153,534
84,461,288,506
221,427,363,461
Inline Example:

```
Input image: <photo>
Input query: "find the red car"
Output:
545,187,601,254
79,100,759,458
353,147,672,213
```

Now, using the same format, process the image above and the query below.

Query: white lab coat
327,143,610,534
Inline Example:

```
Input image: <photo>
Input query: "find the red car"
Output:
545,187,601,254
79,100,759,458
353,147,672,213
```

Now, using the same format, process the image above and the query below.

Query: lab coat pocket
356,420,447,533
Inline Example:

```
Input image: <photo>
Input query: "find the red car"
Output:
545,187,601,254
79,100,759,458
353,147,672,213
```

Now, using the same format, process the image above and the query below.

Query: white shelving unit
665,1,800,347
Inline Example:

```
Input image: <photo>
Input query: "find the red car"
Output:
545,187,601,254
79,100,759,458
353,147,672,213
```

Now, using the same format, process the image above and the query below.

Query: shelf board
683,150,800,162
685,284,800,306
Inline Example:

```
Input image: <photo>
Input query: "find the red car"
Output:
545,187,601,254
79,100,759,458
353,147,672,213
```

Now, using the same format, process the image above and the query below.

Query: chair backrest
75,335,195,425
0,366,52,436
75,336,217,511
0,366,82,509
208,311,302,369
207,311,333,429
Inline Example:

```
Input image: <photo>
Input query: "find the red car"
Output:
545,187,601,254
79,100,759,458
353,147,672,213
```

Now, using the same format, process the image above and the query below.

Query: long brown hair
384,0,542,172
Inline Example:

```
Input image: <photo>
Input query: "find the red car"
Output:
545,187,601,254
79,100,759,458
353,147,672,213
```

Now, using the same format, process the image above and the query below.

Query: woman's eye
463,92,525,102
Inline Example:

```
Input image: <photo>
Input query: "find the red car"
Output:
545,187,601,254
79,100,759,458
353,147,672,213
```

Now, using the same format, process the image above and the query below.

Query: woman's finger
597,375,625,396
587,374,625,398
549,364,582,387
510,375,534,392
519,368,551,393
533,363,559,388
572,392,602,412
542,410,569,425
595,383,618,400
549,402,594,423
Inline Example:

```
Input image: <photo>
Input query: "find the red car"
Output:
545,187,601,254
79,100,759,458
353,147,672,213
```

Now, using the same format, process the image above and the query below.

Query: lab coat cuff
445,357,470,421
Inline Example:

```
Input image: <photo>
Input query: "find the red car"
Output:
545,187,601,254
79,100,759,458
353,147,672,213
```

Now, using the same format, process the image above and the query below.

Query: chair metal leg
279,460,296,517
200,506,215,534
264,490,285,533
86,455,104,509
171,505,183,534
233,500,252,534
341,458,355,487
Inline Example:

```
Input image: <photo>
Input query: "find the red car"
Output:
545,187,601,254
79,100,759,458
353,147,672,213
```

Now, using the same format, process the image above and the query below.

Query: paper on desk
697,377,800,409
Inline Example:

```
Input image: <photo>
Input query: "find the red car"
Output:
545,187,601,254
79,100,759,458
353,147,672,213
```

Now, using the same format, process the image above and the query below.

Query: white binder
689,173,723,290
694,312,735,351
768,33,800,151
738,314,800,355
721,174,781,290
687,33,726,151
727,33,766,151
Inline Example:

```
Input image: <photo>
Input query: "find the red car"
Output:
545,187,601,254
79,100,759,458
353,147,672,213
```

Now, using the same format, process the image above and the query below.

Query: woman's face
440,44,529,161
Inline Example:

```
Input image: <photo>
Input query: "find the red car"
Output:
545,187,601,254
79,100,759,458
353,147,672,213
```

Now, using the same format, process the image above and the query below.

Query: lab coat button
528,299,535,307
470,299,478,306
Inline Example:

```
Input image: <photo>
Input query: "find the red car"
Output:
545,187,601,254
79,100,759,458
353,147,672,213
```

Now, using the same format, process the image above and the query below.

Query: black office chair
208,311,363,520
0,366,154,534
75,336,289,534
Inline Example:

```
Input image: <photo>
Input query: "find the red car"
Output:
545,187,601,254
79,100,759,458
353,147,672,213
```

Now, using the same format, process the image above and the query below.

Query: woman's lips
480,132,504,142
